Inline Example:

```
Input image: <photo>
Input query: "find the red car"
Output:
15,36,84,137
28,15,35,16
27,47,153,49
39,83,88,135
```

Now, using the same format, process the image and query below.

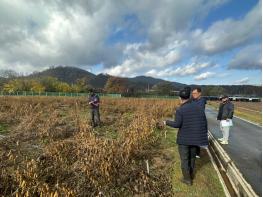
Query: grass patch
94,125,119,139
234,110,262,124
160,127,225,197
0,123,9,134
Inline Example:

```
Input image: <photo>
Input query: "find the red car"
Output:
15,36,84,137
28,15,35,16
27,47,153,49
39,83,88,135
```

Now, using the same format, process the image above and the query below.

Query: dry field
0,96,224,196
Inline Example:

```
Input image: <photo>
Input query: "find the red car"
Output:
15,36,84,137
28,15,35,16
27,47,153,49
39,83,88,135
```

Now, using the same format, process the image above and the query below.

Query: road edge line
208,130,259,197
233,115,262,127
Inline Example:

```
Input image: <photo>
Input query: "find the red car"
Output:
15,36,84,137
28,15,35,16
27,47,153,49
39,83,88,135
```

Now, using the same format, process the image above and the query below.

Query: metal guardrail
208,131,259,197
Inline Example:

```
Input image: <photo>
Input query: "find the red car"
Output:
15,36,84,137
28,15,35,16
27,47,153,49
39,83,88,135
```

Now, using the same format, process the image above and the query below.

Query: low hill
28,66,96,84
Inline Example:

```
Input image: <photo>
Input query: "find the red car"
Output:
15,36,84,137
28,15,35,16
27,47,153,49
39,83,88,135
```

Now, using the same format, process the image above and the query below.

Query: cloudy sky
0,0,261,85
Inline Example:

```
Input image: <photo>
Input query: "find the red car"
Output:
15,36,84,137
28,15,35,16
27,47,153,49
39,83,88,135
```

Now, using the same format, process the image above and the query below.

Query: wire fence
131,95,179,99
0,91,182,99
0,91,121,98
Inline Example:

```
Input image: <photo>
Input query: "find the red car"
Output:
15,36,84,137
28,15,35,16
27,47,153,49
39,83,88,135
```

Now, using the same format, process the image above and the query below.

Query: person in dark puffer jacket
217,95,234,145
88,89,101,127
191,87,207,159
163,88,208,185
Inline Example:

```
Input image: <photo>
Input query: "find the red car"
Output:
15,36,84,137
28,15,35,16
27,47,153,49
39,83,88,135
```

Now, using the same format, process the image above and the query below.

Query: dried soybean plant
0,96,178,196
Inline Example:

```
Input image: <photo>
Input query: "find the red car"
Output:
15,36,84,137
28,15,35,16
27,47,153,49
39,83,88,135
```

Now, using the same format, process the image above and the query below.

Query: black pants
91,108,100,127
178,145,198,173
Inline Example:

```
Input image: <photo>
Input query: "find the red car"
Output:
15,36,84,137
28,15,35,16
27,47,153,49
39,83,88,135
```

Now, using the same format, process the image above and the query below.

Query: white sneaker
220,141,228,145
218,138,224,141
196,155,200,159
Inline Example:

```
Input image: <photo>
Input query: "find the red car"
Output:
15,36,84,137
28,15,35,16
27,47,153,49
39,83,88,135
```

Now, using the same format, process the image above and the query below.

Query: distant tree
152,82,175,95
3,79,21,93
56,82,72,92
75,77,92,92
39,77,60,92
3,79,46,93
39,77,73,92
202,86,225,96
0,69,19,79
71,84,82,93
104,76,128,93
30,80,45,92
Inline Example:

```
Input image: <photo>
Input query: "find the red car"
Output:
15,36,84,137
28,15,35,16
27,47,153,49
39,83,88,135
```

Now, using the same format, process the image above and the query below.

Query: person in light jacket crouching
163,88,208,185
217,95,234,145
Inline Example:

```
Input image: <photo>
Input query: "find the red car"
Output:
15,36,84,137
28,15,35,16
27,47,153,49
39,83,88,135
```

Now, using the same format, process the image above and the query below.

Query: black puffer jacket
217,101,234,120
166,101,208,146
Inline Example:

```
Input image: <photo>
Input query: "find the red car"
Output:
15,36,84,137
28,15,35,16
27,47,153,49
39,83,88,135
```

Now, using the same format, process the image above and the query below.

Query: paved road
206,107,262,196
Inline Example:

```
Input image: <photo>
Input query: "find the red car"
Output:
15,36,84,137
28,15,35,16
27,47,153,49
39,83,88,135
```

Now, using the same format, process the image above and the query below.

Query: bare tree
0,69,19,79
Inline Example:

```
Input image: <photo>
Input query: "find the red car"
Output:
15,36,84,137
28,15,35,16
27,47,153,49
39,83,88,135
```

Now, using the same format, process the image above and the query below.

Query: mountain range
19,66,262,96
28,66,186,90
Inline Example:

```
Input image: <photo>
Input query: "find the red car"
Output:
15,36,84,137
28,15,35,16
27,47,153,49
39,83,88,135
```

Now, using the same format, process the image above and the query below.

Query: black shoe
180,178,192,185
181,169,192,185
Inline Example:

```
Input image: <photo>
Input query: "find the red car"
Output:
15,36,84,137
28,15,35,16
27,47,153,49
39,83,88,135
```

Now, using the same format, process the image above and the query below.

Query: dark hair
220,95,228,100
192,87,202,93
179,88,190,100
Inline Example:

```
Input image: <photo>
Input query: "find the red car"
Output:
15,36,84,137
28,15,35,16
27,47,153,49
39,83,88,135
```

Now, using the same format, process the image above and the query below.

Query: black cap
179,88,190,99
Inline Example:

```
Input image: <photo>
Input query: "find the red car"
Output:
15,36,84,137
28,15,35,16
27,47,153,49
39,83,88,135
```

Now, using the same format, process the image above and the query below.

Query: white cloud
145,61,213,78
191,1,261,54
0,59,47,75
0,0,260,86
125,0,229,48
194,72,215,80
0,0,123,72
228,44,262,69
0,0,230,74
234,77,250,85
172,62,212,76
103,1,261,79
104,42,181,77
